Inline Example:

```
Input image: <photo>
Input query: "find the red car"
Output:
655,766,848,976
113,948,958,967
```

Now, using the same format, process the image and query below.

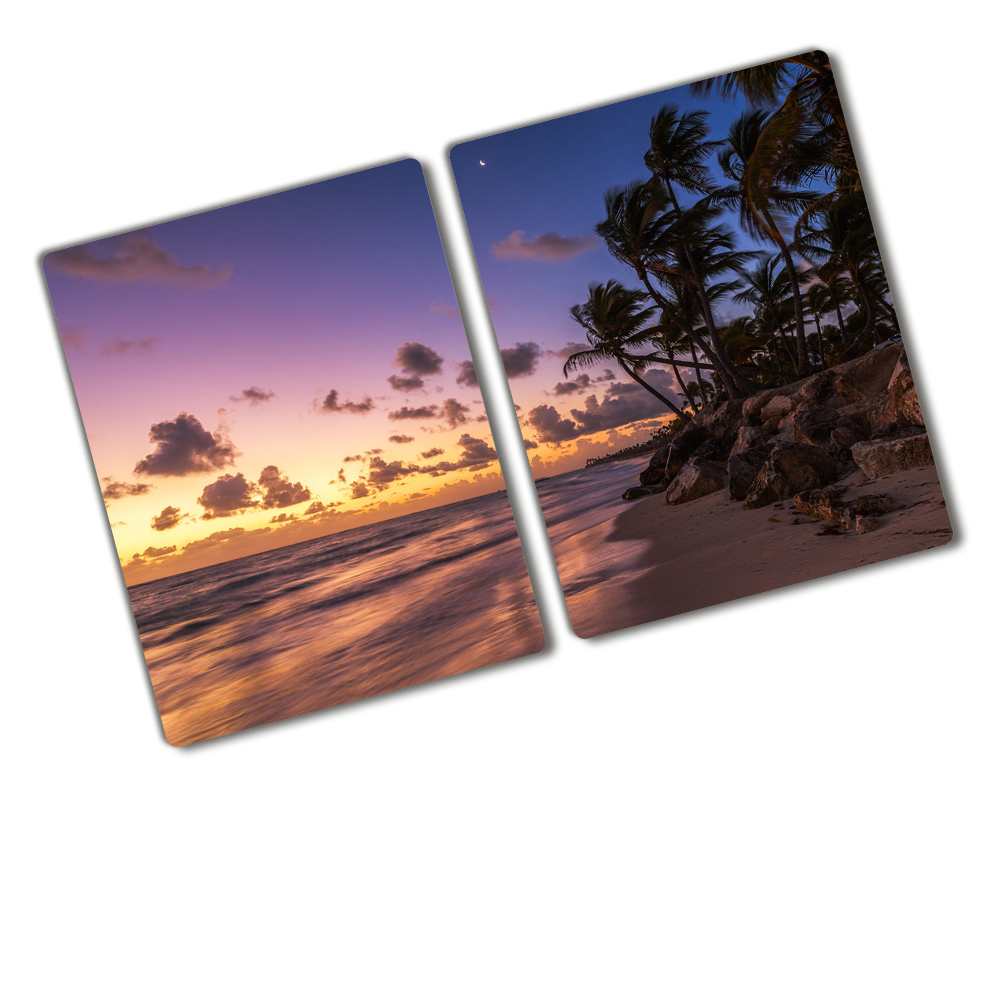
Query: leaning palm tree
595,180,757,398
565,280,690,422
712,109,817,375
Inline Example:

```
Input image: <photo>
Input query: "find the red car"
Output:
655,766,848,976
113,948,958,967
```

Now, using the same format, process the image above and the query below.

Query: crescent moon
479,160,485,166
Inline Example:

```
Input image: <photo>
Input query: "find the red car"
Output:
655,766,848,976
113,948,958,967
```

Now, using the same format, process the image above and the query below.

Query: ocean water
534,456,651,619
130,491,544,745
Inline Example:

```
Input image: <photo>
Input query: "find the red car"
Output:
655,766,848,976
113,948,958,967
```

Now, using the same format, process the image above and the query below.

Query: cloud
389,405,438,420
455,361,479,387
47,234,232,288
395,342,443,376
134,413,237,477
321,389,374,414
60,325,86,352
492,230,599,262
333,468,347,483
456,343,541,386
553,373,591,395
429,301,459,317
99,336,158,357
351,481,370,499
387,374,425,392
126,544,177,566
500,342,542,379
258,465,311,509
389,434,414,444
303,501,327,517
102,479,152,502
368,457,419,488
230,386,275,405
150,506,186,531
440,397,470,428
420,447,444,459
343,455,363,463
181,526,271,555
527,373,680,443
523,439,538,450
270,512,298,523
197,472,259,519
548,341,592,360
418,434,498,475
527,404,584,444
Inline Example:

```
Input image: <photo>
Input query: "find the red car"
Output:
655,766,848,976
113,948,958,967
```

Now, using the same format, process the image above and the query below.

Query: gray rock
834,343,903,401
622,483,668,501
794,487,899,532
664,459,728,505
760,394,797,421
744,443,839,509
851,428,934,479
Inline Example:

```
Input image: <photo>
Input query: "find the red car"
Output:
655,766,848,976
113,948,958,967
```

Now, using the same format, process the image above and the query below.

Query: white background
4,4,997,997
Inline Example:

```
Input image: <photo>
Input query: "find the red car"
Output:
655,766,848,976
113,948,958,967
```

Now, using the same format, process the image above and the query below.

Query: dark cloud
418,434,498,475
387,374,425,392
523,439,538,450
351,481,370,499
99,336,157,357
197,473,259,519
134,413,236,477
527,404,584,444
60,325,86,352
389,405,438,420
455,360,479,387
150,506,185,531
102,479,152,501
303,501,327,517
367,448,384,456
395,342,443,376
455,342,541,387
528,373,679,443
492,230,599,262
343,455,363,462
182,526,271,555
126,544,177,566
368,457,419,489
258,465,311,509
548,341,591,360
500,342,542,379
334,468,347,483
47,234,232,288
420,447,444,459
440,397,470,428
389,434,415,444
321,389,374,414
231,386,275,405
270,512,298,524
553,373,592,395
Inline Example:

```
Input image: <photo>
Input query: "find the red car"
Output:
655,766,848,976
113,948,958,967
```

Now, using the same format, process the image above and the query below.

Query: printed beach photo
43,159,544,745
451,51,952,639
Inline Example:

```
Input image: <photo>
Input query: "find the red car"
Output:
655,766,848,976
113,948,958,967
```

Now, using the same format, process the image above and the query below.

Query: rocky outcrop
664,459,727,505
727,426,772,501
794,487,899,533
744,443,839,509
851,425,934,479
627,341,934,511
622,483,668,501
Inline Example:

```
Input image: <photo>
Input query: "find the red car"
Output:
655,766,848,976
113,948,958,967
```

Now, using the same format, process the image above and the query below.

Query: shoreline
564,463,952,639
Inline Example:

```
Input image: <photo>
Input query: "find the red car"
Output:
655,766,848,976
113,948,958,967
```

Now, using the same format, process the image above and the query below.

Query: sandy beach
559,463,952,638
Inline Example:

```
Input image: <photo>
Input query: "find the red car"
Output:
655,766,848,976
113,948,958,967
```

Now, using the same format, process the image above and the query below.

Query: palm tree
595,180,758,398
712,109,817,375
565,280,690,422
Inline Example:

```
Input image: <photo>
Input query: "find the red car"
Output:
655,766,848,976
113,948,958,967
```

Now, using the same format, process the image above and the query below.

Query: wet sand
560,464,953,638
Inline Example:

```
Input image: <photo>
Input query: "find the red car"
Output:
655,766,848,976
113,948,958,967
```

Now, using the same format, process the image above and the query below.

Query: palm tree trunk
762,207,810,376
666,348,698,412
660,178,759,398
620,362,690,423
637,270,743,400
813,314,826,369
839,274,878,361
